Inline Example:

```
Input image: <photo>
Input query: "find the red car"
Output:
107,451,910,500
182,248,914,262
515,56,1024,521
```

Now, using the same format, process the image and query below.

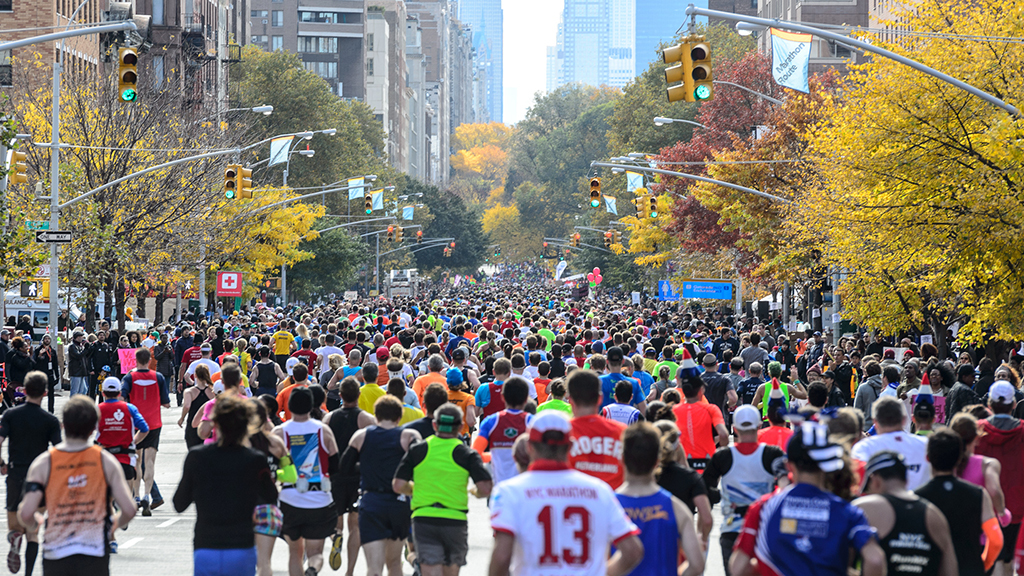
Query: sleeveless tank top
614,489,678,576
279,418,333,509
43,446,110,560
916,477,985,576
254,362,278,395
360,426,404,494
959,454,985,486
878,494,943,576
185,386,215,448
328,406,363,451
481,381,506,418
97,401,134,465
720,444,775,533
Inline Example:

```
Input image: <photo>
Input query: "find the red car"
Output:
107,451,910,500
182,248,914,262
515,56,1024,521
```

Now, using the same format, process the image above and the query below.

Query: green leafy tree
403,177,485,273
287,222,369,300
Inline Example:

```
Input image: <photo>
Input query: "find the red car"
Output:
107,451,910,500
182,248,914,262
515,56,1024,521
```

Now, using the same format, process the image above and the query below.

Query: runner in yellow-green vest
393,405,493,575
754,362,808,418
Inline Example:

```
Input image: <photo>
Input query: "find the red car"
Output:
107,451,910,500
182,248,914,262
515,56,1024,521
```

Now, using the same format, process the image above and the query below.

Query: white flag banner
268,136,293,167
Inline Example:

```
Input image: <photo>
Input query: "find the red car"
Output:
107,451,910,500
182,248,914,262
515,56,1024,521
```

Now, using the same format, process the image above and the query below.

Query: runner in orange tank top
18,397,138,574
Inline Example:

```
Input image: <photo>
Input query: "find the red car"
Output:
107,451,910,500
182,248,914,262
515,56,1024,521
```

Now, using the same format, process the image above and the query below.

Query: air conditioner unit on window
262,19,267,24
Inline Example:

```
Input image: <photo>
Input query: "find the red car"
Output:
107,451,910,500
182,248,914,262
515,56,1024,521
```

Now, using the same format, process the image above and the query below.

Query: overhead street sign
35,230,72,243
26,221,49,230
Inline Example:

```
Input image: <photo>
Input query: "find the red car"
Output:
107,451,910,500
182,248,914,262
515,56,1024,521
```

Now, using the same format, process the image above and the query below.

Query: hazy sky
502,0,564,125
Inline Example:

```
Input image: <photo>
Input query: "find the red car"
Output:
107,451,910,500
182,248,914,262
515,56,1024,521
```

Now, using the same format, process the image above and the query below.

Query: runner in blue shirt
598,347,646,413
731,422,886,576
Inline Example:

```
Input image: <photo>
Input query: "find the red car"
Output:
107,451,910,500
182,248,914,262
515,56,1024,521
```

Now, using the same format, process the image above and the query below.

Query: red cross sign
216,271,243,297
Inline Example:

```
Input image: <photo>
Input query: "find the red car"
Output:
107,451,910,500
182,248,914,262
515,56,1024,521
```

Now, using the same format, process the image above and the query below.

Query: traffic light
238,166,253,199
416,230,423,244
664,36,712,102
632,186,647,215
395,227,404,243
603,231,612,248
493,246,501,257
224,164,239,199
691,39,713,101
386,225,395,242
589,177,602,208
118,47,139,102
663,40,693,103
364,192,373,214
6,150,27,185
562,249,569,261
649,194,659,218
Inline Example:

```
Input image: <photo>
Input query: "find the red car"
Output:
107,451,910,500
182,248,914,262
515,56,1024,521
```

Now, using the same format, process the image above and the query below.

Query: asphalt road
1,396,727,575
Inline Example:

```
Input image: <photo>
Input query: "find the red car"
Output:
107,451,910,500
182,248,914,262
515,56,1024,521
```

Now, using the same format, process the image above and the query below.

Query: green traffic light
225,190,236,199
590,199,600,208
121,88,137,102
650,211,658,218
694,85,711,100
365,208,372,215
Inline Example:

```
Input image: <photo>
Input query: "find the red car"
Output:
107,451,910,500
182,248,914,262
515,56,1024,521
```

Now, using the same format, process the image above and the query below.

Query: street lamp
654,116,709,129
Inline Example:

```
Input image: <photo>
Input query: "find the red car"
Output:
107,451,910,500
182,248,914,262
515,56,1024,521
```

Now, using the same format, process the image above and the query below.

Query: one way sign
35,230,72,243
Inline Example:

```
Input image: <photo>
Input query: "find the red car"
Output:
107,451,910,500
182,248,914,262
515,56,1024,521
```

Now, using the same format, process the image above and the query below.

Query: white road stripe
156,518,181,528
119,537,144,549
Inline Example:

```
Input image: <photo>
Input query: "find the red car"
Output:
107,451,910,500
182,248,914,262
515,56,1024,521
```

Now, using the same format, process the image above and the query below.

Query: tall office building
457,0,502,122
559,0,610,86
608,0,635,86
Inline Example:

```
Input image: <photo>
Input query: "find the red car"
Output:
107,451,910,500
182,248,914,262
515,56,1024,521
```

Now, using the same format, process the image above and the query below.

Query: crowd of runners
3,267,1024,576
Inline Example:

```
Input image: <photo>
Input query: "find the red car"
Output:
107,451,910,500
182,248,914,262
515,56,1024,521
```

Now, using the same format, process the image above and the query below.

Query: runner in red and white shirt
566,369,627,488
489,411,643,576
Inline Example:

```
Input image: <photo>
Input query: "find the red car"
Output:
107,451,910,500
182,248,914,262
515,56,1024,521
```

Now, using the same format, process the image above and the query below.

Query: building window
152,55,164,87
751,0,757,8
251,35,268,44
271,10,283,26
303,61,338,78
152,0,164,25
366,57,373,76
251,9,268,17
0,0,10,11
297,36,338,53
367,33,374,51
298,11,360,23
0,51,10,87
271,36,283,50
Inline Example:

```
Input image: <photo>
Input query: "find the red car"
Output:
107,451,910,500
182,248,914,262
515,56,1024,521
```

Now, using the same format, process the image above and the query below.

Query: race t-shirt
672,401,724,463
489,462,639,576
272,331,294,355
569,415,626,488
850,431,931,490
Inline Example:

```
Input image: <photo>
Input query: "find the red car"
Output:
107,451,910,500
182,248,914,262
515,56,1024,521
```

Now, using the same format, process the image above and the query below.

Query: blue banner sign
681,280,733,300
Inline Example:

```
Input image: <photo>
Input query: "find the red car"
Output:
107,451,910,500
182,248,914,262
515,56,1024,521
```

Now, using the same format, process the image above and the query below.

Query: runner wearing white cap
488,410,643,576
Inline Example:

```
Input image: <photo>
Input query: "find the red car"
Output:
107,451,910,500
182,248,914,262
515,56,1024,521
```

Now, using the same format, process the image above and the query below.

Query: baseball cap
592,340,605,353
990,380,1016,404
285,357,300,376
883,349,895,359
451,347,467,361
527,411,573,445
375,346,390,361
213,382,226,395
446,367,464,388
733,405,761,431
102,377,121,393
859,450,907,493
101,365,112,373
606,346,624,363
786,422,845,473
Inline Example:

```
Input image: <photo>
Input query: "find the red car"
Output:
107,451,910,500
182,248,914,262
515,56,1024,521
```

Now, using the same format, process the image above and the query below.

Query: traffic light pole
684,5,1019,116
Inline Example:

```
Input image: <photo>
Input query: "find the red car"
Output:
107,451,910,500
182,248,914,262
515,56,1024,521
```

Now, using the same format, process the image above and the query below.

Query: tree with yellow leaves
802,0,1024,351
450,122,512,206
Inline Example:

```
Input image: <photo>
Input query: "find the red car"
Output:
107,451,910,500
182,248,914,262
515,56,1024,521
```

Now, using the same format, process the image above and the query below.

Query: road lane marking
120,537,144,549
157,518,182,528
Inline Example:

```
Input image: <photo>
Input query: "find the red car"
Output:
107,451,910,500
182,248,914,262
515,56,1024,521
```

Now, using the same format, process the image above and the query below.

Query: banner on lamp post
770,28,812,93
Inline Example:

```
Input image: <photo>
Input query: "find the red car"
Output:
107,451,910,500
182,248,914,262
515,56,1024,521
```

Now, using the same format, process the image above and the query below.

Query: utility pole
376,234,380,295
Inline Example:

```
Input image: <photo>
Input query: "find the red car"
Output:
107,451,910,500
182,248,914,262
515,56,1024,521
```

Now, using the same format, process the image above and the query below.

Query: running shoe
109,541,118,554
304,568,317,576
140,497,152,517
6,531,21,573
150,497,165,510
328,533,343,570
